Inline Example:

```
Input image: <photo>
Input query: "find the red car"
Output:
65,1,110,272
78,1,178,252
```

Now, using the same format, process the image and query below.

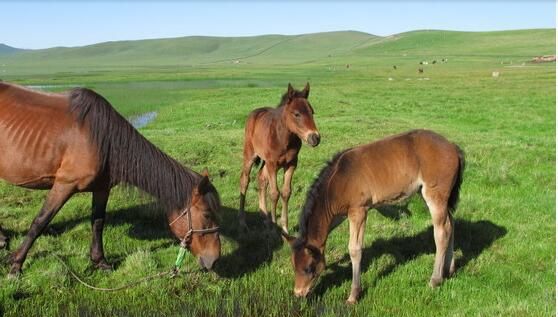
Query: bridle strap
169,206,219,248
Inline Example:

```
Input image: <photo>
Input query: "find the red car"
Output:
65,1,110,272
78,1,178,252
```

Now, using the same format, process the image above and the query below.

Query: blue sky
1,1,555,49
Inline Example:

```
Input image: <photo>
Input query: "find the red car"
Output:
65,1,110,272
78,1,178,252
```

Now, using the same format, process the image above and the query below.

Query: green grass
0,29,555,316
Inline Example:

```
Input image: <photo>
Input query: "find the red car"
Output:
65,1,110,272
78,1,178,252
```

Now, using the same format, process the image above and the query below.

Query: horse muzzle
198,252,219,270
306,132,320,147
294,287,311,298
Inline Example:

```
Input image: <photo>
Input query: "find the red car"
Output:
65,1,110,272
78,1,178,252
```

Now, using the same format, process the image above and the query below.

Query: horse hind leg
280,163,296,233
239,153,258,230
422,185,454,287
9,181,76,277
265,162,279,225
257,163,270,224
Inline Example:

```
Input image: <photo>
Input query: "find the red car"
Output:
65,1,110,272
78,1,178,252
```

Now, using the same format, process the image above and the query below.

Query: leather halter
169,206,220,248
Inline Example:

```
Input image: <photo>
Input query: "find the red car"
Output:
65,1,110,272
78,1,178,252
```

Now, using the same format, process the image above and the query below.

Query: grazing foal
284,130,464,303
239,83,320,232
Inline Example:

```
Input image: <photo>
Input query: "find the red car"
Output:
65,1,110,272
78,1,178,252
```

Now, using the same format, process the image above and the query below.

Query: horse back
332,130,461,207
0,83,99,190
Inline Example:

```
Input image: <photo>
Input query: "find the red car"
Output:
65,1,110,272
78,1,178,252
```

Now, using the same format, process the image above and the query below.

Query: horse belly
370,179,421,207
362,155,422,207
0,137,62,188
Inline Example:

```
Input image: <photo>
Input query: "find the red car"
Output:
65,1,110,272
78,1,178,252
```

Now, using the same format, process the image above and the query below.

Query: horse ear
287,83,295,100
201,168,209,178
302,82,310,98
281,230,297,247
197,175,211,195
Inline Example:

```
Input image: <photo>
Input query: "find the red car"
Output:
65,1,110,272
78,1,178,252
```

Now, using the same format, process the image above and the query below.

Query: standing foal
239,83,320,233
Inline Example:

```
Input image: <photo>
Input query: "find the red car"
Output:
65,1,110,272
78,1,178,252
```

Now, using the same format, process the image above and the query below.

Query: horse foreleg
265,162,279,225
239,155,257,229
347,207,367,304
280,163,296,233
9,182,76,277
257,165,269,223
90,189,112,270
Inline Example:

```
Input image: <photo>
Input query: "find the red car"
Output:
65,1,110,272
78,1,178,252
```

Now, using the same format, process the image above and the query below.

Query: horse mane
68,88,201,210
277,88,308,108
297,149,350,243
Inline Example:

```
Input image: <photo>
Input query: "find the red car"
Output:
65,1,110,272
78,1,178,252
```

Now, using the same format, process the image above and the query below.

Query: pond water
128,111,158,129
26,84,83,90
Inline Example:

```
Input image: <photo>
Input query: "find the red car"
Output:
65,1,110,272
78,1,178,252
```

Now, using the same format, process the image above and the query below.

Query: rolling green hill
0,28,554,78
0,44,23,55
353,29,555,57
0,31,378,68
2,29,553,64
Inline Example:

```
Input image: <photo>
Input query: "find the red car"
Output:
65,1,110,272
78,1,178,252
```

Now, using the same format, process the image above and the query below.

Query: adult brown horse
238,83,320,233
0,82,221,277
283,130,464,303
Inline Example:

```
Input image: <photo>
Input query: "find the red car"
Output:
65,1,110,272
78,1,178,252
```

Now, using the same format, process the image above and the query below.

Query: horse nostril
294,287,309,298
199,254,219,270
307,133,320,147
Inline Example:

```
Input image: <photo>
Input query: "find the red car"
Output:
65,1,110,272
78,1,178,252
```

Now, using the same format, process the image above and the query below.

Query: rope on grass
54,254,188,292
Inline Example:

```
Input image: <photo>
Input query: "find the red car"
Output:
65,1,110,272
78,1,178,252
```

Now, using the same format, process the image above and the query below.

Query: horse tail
448,145,465,212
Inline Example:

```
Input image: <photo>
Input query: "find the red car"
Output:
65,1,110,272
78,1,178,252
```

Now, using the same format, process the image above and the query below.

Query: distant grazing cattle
432,60,437,64
532,55,556,63
418,68,424,73
393,65,397,70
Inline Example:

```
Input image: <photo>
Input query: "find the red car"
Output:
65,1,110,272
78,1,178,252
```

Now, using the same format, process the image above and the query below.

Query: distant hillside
353,29,556,57
0,29,554,72
0,31,378,67
0,44,24,55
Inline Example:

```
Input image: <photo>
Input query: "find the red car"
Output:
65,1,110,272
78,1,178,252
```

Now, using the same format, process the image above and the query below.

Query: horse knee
348,247,362,260
281,188,291,200
270,188,279,202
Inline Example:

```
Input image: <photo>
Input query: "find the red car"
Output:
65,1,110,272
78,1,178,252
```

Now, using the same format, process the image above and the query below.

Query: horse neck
114,138,198,211
275,106,296,142
303,199,336,253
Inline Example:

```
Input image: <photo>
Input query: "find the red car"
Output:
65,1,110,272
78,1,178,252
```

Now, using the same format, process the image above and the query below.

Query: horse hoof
429,277,443,288
94,261,113,271
7,269,21,279
346,298,357,305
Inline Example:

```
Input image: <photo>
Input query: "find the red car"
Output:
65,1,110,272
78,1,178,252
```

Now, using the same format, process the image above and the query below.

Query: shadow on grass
212,206,283,278
2,200,506,295
18,202,283,276
310,219,507,300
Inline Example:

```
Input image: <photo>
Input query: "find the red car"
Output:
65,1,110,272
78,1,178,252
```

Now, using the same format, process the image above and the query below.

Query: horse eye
304,266,315,275
293,112,301,118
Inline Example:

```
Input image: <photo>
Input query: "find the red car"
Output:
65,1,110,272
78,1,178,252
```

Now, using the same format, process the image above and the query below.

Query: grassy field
0,29,555,316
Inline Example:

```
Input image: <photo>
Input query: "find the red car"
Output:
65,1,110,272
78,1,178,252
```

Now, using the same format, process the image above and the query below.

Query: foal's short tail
448,145,465,212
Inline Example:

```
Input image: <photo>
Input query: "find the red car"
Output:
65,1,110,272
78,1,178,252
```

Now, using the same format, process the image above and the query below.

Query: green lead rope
174,246,188,269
